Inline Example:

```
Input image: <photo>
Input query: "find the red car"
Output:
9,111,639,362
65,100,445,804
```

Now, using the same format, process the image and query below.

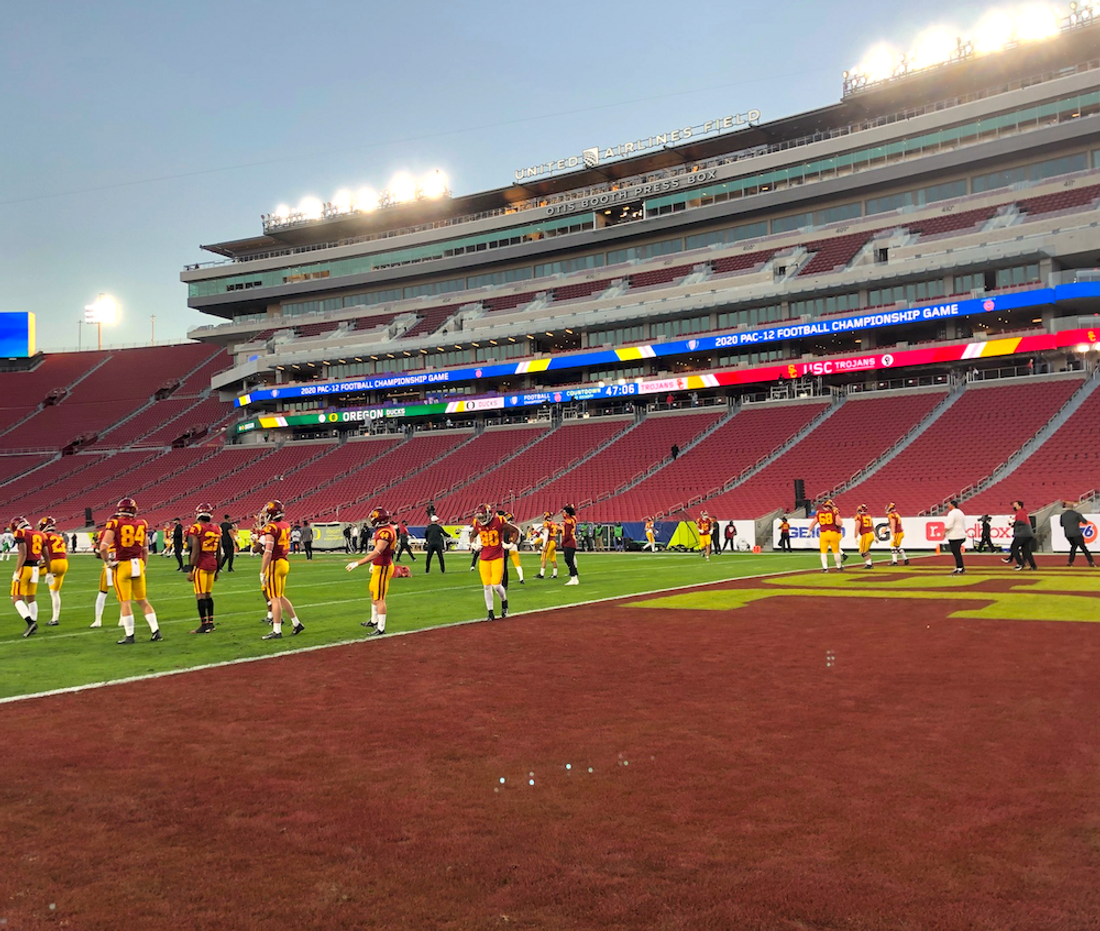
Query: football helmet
38,516,57,532
474,503,491,523
562,503,576,516
116,497,138,517
857,504,868,513
700,510,709,519
823,498,835,509
195,503,213,520
543,510,553,521
9,516,30,532
264,500,285,520
886,502,897,512
369,506,391,526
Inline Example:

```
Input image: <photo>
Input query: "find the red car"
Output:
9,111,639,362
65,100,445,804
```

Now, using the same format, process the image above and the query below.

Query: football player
887,503,909,566
855,504,875,569
500,510,524,585
39,517,68,626
187,503,222,633
808,498,844,573
10,516,50,637
259,500,304,640
697,510,713,561
643,518,657,552
346,506,397,637
90,526,118,628
472,503,520,621
100,498,161,644
561,504,580,586
536,510,559,580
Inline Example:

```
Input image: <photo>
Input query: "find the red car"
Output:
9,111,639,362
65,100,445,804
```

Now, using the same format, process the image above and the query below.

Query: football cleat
261,631,282,640
565,577,579,585
150,630,163,642
90,621,102,628
501,600,508,618
360,620,377,628
486,610,495,622
367,627,386,637
116,497,138,517
190,623,216,634
117,634,134,644
47,619,59,626
22,621,38,637
904,559,910,565
291,622,305,635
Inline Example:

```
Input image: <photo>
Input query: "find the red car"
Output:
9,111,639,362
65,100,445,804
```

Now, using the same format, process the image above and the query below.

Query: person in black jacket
423,516,450,573
1005,501,1037,571
1060,501,1095,567
172,519,185,571
974,515,995,553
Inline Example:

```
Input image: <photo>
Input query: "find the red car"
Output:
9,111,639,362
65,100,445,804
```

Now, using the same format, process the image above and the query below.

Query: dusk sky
1,0,1013,350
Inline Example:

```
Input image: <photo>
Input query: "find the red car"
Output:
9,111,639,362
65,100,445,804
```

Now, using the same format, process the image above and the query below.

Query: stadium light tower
84,293,118,350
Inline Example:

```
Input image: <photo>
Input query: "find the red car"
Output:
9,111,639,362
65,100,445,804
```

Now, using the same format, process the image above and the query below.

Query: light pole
84,293,118,350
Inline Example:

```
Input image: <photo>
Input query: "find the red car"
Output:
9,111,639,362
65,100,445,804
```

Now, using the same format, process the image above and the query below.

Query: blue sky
0,0,999,350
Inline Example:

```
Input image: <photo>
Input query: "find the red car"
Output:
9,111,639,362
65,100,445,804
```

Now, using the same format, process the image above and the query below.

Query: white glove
45,574,55,585
260,571,266,584
345,561,359,572
12,571,18,581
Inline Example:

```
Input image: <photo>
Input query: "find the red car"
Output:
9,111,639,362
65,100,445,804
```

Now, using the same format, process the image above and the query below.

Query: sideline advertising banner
774,515,1014,550
1048,513,1099,553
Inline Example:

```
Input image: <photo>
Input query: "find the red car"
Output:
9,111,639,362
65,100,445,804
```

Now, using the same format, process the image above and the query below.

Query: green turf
0,550,821,699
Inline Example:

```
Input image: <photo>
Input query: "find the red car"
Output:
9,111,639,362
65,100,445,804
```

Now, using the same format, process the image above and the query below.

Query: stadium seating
798,231,877,277
401,306,459,340
835,376,1084,515
701,390,947,517
519,410,725,519
5,451,160,518
135,396,236,447
963,382,1100,513
1015,182,1100,218
709,248,776,277
484,291,541,314
435,419,631,521
552,279,612,302
0,453,54,489
584,401,829,521
628,264,694,291
906,206,998,239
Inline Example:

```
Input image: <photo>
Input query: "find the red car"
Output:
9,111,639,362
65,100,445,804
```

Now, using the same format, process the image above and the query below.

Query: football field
0,550,819,701
3,552,1099,930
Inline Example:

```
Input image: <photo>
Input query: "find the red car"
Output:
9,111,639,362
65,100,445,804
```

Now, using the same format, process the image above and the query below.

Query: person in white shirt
0,530,13,560
943,499,967,575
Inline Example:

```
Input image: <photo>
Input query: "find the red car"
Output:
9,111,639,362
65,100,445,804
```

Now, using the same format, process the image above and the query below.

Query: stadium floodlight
273,204,291,221
355,187,379,213
299,196,324,220
84,293,118,350
1014,3,1061,41
972,9,1016,54
911,28,959,69
388,173,418,204
331,189,354,214
420,170,449,199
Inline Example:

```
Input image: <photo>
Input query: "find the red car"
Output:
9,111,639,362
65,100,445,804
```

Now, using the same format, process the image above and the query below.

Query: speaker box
84,507,94,527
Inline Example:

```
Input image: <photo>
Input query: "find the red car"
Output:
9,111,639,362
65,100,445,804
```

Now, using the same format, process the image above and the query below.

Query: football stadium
3,6,1100,929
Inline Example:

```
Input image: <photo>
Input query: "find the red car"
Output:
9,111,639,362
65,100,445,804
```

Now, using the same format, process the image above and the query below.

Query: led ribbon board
234,283,1100,408
0,312,36,358
235,326,1098,434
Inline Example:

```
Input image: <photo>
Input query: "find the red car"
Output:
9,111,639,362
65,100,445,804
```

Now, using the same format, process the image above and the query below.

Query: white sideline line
0,563,823,706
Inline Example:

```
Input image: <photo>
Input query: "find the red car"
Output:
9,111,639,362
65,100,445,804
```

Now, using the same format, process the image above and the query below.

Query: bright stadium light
421,169,449,199
331,189,354,214
1014,3,1061,41
911,27,959,69
388,173,418,204
84,293,118,350
859,44,901,82
299,196,324,220
273,204,291,221
355,187,379,212
972,9,1016,54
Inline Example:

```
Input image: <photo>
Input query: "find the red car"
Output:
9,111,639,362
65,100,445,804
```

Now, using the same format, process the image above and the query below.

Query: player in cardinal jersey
100,498,161,644
39,517,68,626
472,503,520,620
887,503,909,566
259,500,304,640
345,506,397,637
854,504,875,569
10,516,51,637
808,499,845,573
187,503,222,633
90,527,118,628
501,510,524,585
644,518,657,552
697,511,714,561
561,504,580,586
536,511,559,579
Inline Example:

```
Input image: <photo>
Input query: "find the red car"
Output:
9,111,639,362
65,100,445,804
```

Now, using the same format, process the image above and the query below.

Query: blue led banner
235,283,1100,407
0,312,36,358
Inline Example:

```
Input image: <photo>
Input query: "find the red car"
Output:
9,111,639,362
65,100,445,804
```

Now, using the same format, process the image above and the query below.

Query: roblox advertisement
774,515,1014,550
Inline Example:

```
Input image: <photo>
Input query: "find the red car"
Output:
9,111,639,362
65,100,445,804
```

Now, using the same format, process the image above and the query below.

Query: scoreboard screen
0,312,35,358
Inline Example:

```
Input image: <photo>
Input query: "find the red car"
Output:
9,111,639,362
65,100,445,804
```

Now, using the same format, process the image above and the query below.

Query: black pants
304,542,313,560
564,547,578,578
425,544,445,573
395,538,415,561
723,536,736,552
975,531,994,553
1010,537,1037,569
344,537,352,554
778,533,791,552
948,538,965,570
219,542,234,572
1067,535,1094,566
174,545,184,570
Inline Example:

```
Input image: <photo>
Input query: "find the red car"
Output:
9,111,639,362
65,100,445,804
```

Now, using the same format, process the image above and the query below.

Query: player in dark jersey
259,500,304,640
10,516,51,638
472,503,520,621
346,506,397,637
100,497,162,644
561,504,580,586
187,503,222,633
